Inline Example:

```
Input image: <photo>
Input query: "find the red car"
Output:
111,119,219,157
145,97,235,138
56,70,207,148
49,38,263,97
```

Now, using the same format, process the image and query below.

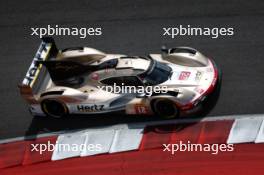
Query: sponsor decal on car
23,43,51,87
194,87,205,94
195,71,203,82
77,104,104,112
135,104,149,114
179,71,191,80
91,73,99,80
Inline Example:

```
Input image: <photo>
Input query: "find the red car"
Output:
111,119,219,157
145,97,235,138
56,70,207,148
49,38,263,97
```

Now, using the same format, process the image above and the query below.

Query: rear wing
19,37,58,104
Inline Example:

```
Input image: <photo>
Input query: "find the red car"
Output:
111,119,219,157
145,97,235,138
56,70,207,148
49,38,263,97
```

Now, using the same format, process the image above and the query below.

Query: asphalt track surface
0,0,264,139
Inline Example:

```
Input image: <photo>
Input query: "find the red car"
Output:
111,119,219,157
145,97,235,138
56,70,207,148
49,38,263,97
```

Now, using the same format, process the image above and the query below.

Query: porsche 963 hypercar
19,37,219,118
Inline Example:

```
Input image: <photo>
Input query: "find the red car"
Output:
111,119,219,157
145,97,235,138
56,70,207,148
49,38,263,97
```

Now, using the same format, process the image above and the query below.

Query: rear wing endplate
19,37,58,103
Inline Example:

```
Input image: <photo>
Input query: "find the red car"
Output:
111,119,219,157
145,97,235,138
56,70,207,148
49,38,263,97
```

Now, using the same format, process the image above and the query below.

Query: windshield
141,60,172,85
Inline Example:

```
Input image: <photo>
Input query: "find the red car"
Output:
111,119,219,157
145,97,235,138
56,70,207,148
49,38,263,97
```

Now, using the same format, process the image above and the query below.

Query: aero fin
38,60,97,82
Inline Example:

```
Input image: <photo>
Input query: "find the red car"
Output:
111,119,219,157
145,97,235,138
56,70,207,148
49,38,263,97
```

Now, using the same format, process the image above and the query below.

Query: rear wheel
41,99,68,118
151,99,179,119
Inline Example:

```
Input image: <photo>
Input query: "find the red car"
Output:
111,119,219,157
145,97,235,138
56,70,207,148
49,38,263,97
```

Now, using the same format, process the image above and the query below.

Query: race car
19,37,219,118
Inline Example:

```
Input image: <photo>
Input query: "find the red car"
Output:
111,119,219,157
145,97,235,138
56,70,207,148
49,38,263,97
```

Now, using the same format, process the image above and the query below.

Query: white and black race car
19,37,219,118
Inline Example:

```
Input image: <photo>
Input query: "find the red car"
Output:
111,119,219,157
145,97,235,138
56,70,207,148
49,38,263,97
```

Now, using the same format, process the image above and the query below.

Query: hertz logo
77,105,104,112
23,43,48,86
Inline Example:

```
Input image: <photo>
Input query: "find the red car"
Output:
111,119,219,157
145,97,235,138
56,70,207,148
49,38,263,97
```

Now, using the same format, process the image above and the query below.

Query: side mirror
161,45,169,53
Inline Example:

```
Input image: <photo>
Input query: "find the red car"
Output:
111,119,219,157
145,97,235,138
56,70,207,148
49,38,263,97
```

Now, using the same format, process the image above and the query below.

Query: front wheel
41,99,68,118
151,99,179,119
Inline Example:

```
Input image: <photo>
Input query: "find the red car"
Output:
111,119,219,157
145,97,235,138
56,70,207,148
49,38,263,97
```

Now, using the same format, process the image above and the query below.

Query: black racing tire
151,99,179,119
41,99,68,118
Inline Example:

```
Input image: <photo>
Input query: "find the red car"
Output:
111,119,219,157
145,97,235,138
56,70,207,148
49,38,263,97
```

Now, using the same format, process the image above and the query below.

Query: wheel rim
42,99,67,118
154,100,178,118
